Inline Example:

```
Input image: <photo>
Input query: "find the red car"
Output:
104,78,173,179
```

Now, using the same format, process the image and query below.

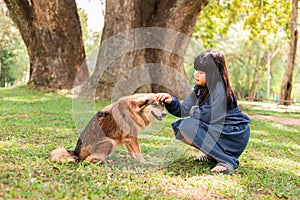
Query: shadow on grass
161,155,216,176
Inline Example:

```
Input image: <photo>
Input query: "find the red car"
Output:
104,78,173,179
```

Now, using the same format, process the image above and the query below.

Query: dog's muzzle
151,111,167,121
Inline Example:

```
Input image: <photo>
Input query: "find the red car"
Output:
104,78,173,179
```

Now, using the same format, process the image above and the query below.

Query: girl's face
194,70,206,86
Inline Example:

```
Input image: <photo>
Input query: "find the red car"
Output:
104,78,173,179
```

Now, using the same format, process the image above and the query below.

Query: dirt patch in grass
168,186,212,200
0,114,29,119
248,114,300,126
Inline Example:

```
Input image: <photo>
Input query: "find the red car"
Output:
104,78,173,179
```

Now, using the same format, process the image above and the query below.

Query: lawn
0,86,299,199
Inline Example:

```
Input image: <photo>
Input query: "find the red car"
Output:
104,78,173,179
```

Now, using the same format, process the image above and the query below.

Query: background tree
78,8,102,57
78,8,102,74
193,0,291,100
4,0,89,89
279,0,298,105
216,24,287,100
83,0,209,100
0,1,28,87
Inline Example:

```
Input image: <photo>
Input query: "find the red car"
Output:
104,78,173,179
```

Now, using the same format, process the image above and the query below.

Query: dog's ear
130,96,149,110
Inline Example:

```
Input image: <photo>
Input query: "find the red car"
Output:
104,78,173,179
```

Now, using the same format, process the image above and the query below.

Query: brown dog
51,93,166,164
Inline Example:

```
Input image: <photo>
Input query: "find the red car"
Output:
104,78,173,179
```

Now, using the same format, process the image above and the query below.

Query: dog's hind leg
85,138,116,164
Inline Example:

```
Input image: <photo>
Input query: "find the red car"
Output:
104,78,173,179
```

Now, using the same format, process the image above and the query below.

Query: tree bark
82,0,208,100
279,0,298,105
4,0,89,89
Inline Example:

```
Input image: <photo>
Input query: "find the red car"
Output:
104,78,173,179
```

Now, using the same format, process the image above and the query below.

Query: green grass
0,86,299,199
239,103,300,118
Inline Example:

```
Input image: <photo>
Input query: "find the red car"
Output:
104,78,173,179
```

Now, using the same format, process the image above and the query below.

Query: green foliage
215,23,288,100
78,8,101,56
0,50,15,86
0,87,299,199
194,0,242,48
77,8,102,74
192,0,294,100
242,0,290,43
291,51,300,101
195,0,291,48
0,16,28,87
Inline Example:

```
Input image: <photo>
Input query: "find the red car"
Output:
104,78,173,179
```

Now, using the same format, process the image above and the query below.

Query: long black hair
193,50,237,110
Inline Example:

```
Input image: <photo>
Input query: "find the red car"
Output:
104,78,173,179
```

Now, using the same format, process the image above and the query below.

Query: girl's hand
156,93,173,104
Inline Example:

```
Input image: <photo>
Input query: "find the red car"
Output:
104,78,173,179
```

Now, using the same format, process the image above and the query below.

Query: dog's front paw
134,153,146,163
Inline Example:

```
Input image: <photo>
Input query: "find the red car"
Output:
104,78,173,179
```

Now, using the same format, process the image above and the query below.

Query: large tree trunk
4,0,89,89
279,0,298,105
82,0,208,100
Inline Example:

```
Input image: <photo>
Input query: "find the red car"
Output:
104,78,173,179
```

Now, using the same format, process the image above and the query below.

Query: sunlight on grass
1,96,50,103
267,157,300,175
250,138,300,151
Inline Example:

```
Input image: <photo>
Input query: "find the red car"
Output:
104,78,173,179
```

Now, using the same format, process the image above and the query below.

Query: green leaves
242,0,290,43
191,0,295,101
194,0,291,48
194,0,242,48
0,16,28,87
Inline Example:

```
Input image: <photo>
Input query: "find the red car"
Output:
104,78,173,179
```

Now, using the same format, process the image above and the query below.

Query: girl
157,50,251,174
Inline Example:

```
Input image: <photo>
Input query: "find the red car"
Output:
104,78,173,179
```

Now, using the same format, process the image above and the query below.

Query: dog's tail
50,147,77,163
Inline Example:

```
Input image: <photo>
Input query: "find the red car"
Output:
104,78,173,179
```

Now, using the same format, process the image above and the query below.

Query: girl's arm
157,92,197,118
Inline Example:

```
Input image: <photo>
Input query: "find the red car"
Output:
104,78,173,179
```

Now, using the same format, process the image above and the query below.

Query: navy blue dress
165,82,251,168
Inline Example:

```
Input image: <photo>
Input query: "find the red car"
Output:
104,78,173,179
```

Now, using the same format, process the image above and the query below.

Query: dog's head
129,93,167,122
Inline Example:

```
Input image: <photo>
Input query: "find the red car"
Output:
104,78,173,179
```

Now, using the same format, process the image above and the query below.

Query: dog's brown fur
51,93,166,163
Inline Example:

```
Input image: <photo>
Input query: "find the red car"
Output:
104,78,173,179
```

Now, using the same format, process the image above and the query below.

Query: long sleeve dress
165,82,251,168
